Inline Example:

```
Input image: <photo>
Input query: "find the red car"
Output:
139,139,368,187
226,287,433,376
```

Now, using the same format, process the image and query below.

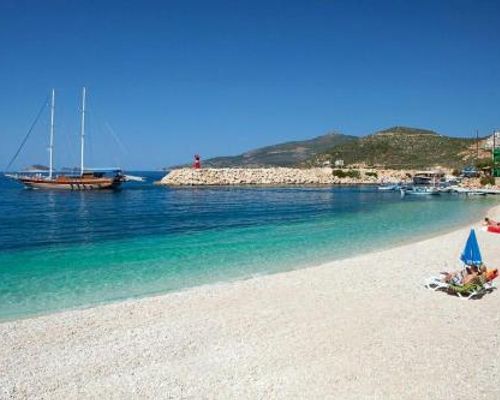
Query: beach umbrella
460,228,483,266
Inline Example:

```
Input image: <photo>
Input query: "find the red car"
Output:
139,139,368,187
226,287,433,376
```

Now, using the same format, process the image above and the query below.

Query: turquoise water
0,172,496,320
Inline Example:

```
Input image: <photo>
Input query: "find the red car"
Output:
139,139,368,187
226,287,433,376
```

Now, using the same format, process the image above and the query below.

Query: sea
0,171,496,320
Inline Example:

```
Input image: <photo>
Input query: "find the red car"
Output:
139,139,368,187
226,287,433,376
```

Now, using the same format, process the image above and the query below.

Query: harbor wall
159,167,411,186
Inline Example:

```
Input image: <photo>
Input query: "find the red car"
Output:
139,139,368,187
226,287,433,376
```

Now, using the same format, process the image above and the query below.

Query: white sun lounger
424,275,449,291
424,274,494,300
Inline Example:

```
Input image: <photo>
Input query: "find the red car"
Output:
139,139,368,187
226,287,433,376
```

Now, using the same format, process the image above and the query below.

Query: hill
374,126,440,136
312,126,481,169
199,133,357,168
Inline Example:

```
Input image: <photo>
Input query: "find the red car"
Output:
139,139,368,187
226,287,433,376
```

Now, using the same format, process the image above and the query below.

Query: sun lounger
424,275,450,291
425,229,498,299
424,274,495,300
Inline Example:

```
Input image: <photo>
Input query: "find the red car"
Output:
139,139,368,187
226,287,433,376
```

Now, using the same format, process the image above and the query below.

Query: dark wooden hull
15,176,122,190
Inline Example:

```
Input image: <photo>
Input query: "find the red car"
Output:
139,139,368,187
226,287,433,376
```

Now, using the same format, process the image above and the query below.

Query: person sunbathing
441,265,484,285
441,269,467,285
483,217,500,226
462,267,498,287
462,266,484,285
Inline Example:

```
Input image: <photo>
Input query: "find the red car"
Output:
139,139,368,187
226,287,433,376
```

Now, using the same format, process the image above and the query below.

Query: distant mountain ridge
199,133,357,168
171,126,484,170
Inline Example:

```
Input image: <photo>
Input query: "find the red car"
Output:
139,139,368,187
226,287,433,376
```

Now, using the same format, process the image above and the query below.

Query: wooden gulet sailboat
7,88,125,190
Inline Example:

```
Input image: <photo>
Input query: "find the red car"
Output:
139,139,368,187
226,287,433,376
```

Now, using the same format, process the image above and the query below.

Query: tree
475,158,493,170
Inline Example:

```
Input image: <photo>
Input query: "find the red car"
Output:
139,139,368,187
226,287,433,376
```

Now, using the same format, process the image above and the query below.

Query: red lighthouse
193,154,201,169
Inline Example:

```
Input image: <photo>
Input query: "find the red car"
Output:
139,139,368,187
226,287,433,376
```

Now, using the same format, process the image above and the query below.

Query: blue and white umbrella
460,228,483,266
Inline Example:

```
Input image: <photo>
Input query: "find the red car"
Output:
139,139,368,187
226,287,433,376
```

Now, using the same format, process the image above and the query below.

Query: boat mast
48,89,55,179
80,87,86,176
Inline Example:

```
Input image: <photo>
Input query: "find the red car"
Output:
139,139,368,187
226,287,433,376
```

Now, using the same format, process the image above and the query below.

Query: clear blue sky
1,0,499,170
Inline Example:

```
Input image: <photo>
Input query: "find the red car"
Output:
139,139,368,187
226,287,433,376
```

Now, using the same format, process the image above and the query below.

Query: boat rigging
5,88,133,190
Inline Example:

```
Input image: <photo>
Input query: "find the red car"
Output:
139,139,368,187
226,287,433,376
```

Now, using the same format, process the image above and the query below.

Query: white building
484,131,500,149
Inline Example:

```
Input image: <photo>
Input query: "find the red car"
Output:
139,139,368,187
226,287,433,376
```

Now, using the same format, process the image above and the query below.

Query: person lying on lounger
462,266,486,285
426,267,498,298
441,265,485,285
483,217,500,226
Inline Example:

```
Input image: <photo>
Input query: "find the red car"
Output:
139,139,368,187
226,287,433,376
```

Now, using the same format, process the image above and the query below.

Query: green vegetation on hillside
376,126,439,136
317,126,479,169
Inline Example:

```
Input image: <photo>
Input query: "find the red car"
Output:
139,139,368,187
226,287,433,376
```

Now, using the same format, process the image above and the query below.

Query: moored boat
6,170,124,190
465,191,487,196
401,186,440,196
449,186,488,195
6,88,126,190
378,184,399,191
412,170,445,185
474,188,500,195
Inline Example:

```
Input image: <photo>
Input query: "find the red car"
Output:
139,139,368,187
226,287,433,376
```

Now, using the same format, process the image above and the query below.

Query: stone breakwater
160,168,410,186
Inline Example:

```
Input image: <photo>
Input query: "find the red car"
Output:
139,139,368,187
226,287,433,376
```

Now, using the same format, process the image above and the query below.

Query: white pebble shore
1,207,500,399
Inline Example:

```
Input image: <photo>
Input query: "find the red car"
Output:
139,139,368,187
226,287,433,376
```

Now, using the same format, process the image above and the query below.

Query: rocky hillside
312,126,481,169
197,133,357,168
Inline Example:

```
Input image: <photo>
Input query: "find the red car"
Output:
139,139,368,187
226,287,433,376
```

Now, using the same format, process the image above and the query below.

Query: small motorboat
401,186,440,196
465,191,487,196
450,186,487,196
474,188,500,195
378,184,399,191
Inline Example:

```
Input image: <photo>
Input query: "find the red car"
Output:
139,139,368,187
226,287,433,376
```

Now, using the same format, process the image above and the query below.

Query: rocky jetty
159,167,410,186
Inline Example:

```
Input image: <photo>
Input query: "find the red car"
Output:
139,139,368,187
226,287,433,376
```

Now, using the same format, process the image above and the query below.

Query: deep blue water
0,172,495,320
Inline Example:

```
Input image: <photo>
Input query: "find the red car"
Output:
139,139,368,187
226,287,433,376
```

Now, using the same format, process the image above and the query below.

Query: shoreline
0,199,493,323
1,206,500,398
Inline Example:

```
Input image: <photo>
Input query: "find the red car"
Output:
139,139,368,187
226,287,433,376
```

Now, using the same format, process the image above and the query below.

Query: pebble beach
1,207,500,399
